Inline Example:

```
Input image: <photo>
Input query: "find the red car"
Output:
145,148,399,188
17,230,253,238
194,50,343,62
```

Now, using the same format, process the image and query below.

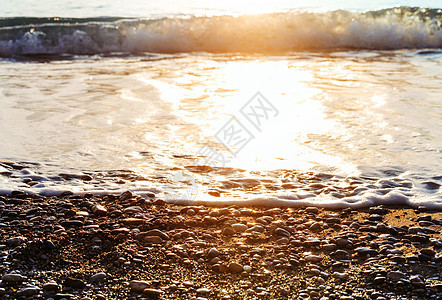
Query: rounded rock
228,262,244,273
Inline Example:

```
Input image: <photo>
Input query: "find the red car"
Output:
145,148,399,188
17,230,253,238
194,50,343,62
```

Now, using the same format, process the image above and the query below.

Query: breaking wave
0,7,441,57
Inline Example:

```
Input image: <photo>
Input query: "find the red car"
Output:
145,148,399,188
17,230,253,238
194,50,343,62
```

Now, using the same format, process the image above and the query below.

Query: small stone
121,218,144,226
274,227,291,237
332,272,348,279
387,271,408,281
21,285,41,295
322,243,337,252
1,273,26,283
42,281,59,291
232,223,248,233
54,293,75,299
16,286,40,297
60,220,83,227
355,247,378,256
144,236,164,244
305,207,319,214
196,288,211,294
309,222,322,232
90,272,107,283
369,214,383,221
410,275,425,287
143,288,164,296
369,206,388,215
408,227,425,234
7,236,27,246
276,237,289,244
208,248,220,259
373,276,386,285
305,255,323,263
420,248,436,257
120,190,133,201
186,209,196,216
64,277,86,289
91,204,107,216
145,229,169,240
417,215,432,222
419,220,434,227
130,280,150,292
222,227,235,235
228,262,244,273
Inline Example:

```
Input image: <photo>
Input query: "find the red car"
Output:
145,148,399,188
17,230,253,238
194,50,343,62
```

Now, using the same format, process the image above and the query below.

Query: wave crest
0,7,441,57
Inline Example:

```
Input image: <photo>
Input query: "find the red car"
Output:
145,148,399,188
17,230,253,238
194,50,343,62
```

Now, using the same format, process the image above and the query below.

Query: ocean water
0,1,441,208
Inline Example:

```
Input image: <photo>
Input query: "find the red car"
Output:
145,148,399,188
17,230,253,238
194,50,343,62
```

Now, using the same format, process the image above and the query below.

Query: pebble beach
1,191,441,299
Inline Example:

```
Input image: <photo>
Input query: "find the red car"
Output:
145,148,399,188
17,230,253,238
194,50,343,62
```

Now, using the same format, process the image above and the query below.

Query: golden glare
135,57,360,175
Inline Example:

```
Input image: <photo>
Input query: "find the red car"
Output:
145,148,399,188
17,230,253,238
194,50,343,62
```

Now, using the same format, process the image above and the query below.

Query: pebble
409,275,425,287
144,236,164,244
208,248,220,258
309,222,322,232
121,218,144,226
196,288,211,294
145,229,170,240
305,255,323,263
387,271,408,281
90,272,107,283
130,280,150,292
305,207,319,214
91,204,107,216
1,273,26,282
232,223,248,233
42,281,59,291
332,272,348,279
143,288,164,296
274,227,291,237
7,236,26,246
16,286,40,297
420,248,436,257
64,277,86,289
355,247,379,256
228,262,244,273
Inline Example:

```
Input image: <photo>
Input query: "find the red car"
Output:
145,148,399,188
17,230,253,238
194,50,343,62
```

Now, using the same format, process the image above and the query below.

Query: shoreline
0,192,441,299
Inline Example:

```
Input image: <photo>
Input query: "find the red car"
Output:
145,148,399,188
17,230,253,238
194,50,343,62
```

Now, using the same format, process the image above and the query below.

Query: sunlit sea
0,0,441,208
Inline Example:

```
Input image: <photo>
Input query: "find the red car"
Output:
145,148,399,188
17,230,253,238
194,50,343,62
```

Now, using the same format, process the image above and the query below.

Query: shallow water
0,2,441,208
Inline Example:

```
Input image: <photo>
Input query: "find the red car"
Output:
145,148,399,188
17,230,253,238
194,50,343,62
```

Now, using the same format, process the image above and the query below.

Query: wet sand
0,192,441,299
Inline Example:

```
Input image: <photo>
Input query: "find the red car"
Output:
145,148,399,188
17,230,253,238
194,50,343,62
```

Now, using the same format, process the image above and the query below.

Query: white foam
167,190,442,209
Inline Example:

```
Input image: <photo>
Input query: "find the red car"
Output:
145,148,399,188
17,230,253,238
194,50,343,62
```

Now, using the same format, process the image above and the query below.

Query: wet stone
145,229,169,240
16,286,40,297
208,248,220,258
228,262,244,273
232,223,248,233
274,227,291,237
1,273,26,283
7,236,27,246
305,207,319,214
64,277,86,289
90,272,107,283
387,271,408,281
43,281,59,291
121,218,144,226
91,204,107,216
130,280,150,292
143,288,164,296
